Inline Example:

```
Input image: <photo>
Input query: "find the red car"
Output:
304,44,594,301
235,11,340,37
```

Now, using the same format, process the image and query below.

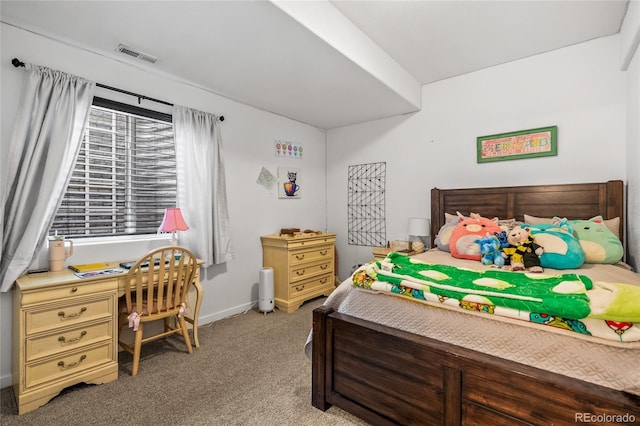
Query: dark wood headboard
430,180,624,247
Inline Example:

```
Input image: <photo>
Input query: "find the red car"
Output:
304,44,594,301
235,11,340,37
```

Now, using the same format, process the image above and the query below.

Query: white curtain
1,64,95,292
173,105,233,266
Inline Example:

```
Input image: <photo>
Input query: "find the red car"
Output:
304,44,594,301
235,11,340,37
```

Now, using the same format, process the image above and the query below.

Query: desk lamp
407,217,430,252
158,207,189,245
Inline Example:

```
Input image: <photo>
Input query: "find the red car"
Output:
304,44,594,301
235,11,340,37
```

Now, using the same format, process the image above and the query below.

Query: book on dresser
261,232,336,313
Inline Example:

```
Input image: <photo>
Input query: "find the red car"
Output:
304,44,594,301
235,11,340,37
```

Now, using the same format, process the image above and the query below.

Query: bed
309,180,640,425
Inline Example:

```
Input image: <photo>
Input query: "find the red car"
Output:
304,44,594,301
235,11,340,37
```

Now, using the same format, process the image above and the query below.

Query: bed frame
312,180,640,425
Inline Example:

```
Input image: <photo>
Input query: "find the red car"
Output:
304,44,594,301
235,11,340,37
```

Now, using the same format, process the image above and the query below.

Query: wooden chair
118,246,197,376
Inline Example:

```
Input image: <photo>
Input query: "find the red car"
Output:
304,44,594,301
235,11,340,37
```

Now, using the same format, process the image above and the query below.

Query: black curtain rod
11,58,224,121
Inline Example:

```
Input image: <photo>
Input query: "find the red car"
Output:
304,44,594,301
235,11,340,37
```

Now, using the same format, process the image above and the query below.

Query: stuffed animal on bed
501,226,544,272
570,216,623,264
450,213,502,261
494,230,509,249
475,234,505,267
527,218,585,269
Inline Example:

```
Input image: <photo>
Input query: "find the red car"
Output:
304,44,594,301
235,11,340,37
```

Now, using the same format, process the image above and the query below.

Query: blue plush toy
494,230,509,249
475,234,505,267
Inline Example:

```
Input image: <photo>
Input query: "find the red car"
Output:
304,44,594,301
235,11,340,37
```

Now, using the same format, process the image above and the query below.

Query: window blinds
51,102,176,238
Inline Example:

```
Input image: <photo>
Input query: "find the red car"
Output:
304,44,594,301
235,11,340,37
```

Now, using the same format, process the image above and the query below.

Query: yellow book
68,262,111,273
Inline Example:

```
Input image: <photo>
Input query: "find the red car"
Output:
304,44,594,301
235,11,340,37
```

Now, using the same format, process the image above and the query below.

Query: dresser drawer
289,273,334,298
25,296,114,335
286,236,335,250
289,245,333,266
26,320,113,362
20,279,118,305
25,342,115,390
289,260,333,283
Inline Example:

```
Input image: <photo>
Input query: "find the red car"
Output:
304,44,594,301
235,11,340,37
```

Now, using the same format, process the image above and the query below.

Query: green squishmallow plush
570,216,623,264
526,218,585,269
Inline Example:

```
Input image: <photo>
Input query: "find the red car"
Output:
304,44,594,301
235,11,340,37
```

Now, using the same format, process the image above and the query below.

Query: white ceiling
0,0,630,129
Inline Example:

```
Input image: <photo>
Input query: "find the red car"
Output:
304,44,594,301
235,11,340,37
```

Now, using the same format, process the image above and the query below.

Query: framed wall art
477,125,557,163
278,167,301,199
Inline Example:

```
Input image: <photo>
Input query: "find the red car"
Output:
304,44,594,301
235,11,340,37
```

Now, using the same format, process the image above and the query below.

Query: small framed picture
278,167,301,199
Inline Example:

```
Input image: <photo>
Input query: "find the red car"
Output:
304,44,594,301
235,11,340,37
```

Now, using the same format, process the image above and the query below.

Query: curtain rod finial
12,58,25,68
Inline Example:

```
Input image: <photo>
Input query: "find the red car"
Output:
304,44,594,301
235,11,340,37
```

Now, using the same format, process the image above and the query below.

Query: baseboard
198,300,258,325
1,373,11,390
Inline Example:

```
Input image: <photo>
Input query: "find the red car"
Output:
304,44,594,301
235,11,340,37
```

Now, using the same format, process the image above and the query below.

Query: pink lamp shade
158,208,189,233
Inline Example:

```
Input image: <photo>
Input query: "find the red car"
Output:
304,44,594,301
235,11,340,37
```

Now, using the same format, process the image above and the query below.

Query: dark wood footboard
312,306,640,425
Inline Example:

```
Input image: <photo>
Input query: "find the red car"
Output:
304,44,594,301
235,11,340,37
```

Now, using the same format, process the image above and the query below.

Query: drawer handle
320,264,328,270
295,254,305,260
70,287,78,293
58,330,87,344
58,307,87,319
320,278,328,284
296,270,305,276
58,354,87,370
320,250,328,255
295,285,305,292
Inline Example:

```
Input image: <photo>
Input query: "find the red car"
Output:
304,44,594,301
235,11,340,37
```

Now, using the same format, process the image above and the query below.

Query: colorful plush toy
475,234,505,267
570,216,623,264
527,217,585,269
450,213,502,261
501,226,544,272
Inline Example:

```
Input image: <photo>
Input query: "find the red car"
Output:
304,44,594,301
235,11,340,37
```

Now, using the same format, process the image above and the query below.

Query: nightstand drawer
26,320,113,362
289,260,333,282
25,342,115,389
289,245,333,265
26,296,114,335
289,273,333,298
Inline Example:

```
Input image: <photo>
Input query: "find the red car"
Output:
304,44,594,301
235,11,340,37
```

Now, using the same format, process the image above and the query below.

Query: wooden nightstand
372,247,417,261
261,232,336,313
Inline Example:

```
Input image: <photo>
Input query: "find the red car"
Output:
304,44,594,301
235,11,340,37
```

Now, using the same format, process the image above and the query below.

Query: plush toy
475,233,505,267
571,216,623,264
494,230,509,249
501,226,544,272
527,217,585,269
450,213,503,261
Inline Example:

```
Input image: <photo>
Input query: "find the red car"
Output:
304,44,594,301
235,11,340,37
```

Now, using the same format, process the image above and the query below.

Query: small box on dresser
261,232,336,313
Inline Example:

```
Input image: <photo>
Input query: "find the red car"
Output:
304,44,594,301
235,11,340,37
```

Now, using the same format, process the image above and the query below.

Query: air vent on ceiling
117,44,158,64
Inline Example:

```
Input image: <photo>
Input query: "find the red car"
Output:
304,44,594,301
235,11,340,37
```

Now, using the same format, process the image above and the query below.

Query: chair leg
131,323,144,376
178,316,193,354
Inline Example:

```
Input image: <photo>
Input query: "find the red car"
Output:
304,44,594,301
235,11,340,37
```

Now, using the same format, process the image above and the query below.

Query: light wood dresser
261,232,336,313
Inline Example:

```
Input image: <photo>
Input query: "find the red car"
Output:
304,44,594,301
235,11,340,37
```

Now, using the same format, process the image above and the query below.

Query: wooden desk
12,261,203,415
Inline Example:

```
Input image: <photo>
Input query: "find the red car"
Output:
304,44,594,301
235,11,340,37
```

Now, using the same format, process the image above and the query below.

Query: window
50,97,176,239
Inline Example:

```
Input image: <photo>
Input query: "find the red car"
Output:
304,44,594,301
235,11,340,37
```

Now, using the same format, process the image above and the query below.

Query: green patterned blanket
360,252,593,319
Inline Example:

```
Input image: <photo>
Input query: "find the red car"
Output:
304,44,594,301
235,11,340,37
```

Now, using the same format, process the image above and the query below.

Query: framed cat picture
278,167,302,199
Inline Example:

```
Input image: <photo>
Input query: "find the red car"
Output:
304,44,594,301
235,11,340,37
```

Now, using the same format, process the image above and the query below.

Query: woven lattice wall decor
347,162,386,247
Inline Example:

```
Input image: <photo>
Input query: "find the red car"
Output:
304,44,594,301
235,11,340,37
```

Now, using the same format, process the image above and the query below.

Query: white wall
0,23,328,388
327,35,627,279
623,1,640,272
625,43,640,271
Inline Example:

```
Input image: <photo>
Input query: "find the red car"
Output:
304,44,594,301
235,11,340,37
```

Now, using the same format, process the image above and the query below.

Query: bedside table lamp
158,207,189,245
407,217,430,252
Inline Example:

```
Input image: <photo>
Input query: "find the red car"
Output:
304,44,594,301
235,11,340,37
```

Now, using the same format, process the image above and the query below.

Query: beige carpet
0,297,368,425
